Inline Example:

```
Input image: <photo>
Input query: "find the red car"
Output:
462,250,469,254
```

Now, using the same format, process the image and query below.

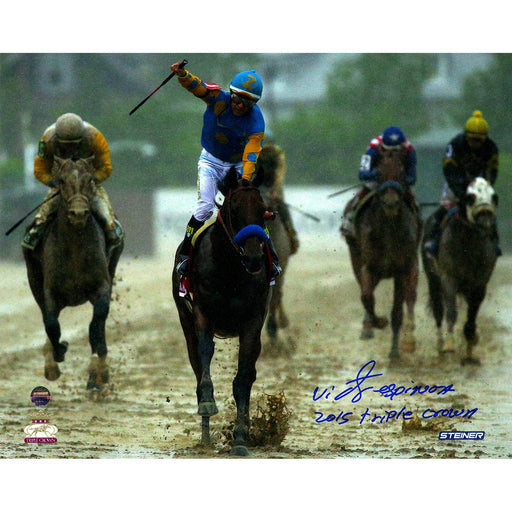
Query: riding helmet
465,110,488,139
382,126,406,149
55,113,85,143
230,70,263,101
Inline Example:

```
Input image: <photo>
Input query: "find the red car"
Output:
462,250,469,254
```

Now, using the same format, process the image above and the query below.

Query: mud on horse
22,156,124,391
342,152,421,360
421,177,498,365
172,167,274,456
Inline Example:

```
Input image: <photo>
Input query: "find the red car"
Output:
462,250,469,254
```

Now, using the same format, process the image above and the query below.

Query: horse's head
220,168,270,274
53,156,97,227
377,146,406,183
377,180,404,217
465,177,498,232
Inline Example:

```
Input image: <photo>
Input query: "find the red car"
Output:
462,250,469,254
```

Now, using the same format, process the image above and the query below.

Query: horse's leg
43,338,60,381
401,261,418,354
441,277,457,353
231,325,262,456
42,296,68,379
87,285,111,391
461,287,485,366
360,267,388,339
389,275,405,360
189,306,218,445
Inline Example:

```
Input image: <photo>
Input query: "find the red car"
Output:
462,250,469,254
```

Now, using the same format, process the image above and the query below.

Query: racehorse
23,156,124,391
259,187,293,349
421,177,498,365
253,144,295,352
343,152,421,360
172,167,274,456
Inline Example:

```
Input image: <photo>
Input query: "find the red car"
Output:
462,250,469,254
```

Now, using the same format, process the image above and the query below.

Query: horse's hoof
198,401,218,416
360,331,374,340
86,380,103,392
230,445,250,457
388,350,400,361
374,317,389,329
461,357,481,366
54,341,69,363
45,366,61,381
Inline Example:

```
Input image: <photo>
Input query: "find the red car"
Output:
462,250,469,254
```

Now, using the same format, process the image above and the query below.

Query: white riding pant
193,149,243,222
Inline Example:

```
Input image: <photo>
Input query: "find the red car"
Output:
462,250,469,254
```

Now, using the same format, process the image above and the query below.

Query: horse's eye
466,194,476,206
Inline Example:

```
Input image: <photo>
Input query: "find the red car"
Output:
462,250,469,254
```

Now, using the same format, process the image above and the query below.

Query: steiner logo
439,431,485,440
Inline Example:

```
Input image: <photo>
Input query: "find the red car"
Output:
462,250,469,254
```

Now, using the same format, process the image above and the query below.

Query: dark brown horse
172,168,273,456
23,157,124,391
343,153,421,360
421,177,498,365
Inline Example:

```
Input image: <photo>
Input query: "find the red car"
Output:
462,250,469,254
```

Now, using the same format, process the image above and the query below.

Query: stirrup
271,261,282,279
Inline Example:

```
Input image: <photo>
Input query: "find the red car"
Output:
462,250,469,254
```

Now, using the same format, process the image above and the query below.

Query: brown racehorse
343,152,421,360
23,157,123,391
421,177,498,365
259,186,293,349
172,167,273,456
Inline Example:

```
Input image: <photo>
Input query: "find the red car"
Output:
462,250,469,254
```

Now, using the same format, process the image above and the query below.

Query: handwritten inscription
313,360,478,426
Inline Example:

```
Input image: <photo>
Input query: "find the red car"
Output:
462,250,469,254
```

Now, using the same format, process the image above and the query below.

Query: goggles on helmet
230,92,256,109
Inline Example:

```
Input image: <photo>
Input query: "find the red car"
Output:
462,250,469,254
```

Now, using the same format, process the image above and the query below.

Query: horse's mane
253,144,285,189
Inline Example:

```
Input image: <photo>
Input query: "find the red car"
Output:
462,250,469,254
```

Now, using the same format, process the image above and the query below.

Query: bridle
216,185,274,277
217,185,263,256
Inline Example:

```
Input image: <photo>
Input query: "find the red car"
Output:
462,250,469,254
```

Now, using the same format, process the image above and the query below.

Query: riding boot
105,220,124,259
176,216,204,277
340,209,356,238
21,222,46,250
341,188,365,239
423,206,446,257
266,237,282,279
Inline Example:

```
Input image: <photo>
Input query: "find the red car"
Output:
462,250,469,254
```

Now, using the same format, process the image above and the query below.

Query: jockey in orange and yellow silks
22,113,121,252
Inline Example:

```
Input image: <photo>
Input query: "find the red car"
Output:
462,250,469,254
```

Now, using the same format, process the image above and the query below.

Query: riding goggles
230,92,256,109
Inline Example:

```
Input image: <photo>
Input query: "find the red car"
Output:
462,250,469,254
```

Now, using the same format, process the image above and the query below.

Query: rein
216,185,269,257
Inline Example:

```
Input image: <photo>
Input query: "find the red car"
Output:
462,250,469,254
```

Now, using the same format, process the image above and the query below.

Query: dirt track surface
1,236,512,460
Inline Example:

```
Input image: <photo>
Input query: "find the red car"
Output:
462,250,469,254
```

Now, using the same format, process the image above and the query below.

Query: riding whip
286,203,321,222
5,190,60,236
129,59,188,115
327,183,360,199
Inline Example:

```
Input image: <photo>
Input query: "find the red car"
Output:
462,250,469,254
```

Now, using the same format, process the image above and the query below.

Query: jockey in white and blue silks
169,61,281,279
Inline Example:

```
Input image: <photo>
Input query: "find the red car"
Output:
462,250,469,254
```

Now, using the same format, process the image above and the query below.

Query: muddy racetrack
1,233,512,460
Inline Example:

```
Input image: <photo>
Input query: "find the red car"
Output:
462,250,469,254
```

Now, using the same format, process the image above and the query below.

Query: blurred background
1,53,511,258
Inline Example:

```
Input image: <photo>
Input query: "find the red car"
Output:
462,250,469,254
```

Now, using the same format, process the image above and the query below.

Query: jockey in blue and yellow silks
170,61,281,280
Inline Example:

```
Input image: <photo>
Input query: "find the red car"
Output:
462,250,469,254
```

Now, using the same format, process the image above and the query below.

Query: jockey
341,126,417,238
253,138,299,255
423,110,501,257
170,61,282,279
22,113,121,252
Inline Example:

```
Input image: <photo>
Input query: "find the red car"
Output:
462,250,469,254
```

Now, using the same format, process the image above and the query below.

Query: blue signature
312,360,456,404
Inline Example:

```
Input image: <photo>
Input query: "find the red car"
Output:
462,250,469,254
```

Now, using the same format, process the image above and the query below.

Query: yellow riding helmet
464,110,489,139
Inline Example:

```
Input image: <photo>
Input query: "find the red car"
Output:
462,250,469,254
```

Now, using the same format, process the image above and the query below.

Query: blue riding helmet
230,70,263,101
382,126,405,149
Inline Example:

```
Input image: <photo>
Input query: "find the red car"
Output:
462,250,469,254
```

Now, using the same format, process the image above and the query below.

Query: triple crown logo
24,386,58,444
